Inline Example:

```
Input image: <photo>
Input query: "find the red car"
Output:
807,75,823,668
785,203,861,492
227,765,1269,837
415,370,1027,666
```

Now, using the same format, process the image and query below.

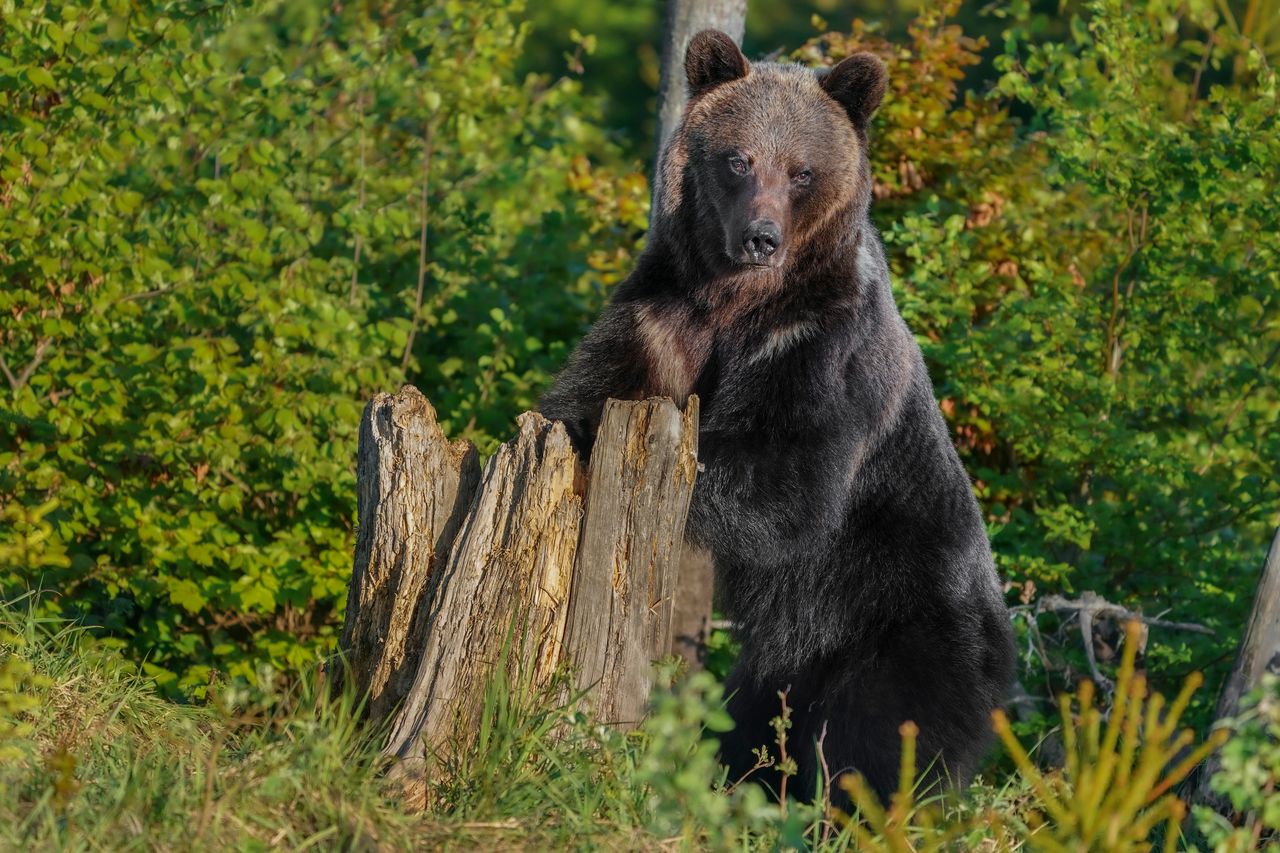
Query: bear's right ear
685,30,749,98
819,52,888,131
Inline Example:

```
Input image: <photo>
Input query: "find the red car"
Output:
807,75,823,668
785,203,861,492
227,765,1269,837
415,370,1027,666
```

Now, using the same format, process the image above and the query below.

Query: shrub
797,0,1279,720
0,0,645,692
1195,674,1280,851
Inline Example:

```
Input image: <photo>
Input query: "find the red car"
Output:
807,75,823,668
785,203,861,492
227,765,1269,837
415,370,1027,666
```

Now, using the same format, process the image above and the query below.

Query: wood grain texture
1198,525,1280,806
336,386,479,724
1217,526,1280,714
384,411,585,764
564,396,700,728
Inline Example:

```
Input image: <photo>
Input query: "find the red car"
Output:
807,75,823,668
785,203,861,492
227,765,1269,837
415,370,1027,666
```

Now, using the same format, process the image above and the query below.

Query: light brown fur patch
635,304,710,400
749,321,817,365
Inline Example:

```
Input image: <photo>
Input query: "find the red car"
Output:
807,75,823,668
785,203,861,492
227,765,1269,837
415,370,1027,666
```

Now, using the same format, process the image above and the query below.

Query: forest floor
1,603,1266,851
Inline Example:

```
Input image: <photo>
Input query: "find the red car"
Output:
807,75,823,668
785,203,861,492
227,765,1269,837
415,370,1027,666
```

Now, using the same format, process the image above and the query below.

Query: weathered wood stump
334,387,480,724
383,410,585,763
1197,525,1280,807
335,386,700,775
566,397,699,726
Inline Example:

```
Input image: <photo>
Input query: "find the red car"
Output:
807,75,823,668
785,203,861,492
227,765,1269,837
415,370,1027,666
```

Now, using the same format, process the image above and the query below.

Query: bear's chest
633,302,714,401
634,295,824,405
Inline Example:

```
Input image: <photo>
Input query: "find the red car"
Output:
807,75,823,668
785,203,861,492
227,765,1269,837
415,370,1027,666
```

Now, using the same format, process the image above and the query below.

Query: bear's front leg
685,424,858,569
540,302,651,459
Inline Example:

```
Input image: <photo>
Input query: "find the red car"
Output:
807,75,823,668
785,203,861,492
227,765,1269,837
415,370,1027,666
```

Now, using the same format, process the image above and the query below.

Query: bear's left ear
819,52,887,131
685,30,750,98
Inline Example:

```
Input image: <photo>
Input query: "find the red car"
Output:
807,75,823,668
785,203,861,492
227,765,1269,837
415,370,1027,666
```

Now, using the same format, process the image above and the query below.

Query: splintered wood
566,397,700,726
384,411,583,763
336,386,480,724
335,386,700,778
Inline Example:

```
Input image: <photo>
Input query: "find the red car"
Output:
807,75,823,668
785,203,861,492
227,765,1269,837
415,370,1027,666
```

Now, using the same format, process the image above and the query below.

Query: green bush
0,0,645,693
1196,674,1280,850
797,0,1279,716
3,0,1277,729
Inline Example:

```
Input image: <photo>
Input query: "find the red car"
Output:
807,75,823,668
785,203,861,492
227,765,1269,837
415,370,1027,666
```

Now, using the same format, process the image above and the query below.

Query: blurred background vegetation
1,0,1277,760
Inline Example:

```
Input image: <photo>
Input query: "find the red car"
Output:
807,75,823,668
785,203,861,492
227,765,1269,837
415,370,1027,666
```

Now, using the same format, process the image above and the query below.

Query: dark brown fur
541,30,1014,805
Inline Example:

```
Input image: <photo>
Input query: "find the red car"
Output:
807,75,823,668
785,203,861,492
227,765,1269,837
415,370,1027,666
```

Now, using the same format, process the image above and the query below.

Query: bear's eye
792,168,814,187
727,154,750,176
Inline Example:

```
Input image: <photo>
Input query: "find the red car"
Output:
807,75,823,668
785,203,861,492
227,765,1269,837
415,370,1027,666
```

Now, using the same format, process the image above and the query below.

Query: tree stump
563,397,700,725
334,387,480,724
336,388,701,779
1197,525,1280,806
383,411,585,764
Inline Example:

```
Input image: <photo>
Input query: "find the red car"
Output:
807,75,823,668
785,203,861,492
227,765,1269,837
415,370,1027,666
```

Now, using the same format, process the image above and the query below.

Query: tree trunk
564,397,700,725
653,0,748,187
652,1,746,669
1197,525,1280,806
334,386,480,724
339,392,700,791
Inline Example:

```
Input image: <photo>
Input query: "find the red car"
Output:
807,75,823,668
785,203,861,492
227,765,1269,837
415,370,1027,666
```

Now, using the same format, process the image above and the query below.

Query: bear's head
658,30,886,274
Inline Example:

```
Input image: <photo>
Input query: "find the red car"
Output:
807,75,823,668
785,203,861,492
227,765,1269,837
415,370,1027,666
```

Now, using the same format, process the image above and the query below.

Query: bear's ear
819,52,887,130
685,30,749,98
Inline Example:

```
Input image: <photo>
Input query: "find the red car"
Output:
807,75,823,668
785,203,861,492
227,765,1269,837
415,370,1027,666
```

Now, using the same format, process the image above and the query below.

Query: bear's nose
742,220,782,262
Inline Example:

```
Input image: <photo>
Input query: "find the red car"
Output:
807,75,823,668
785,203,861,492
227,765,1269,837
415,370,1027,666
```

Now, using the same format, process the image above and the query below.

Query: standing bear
540,30,1014,802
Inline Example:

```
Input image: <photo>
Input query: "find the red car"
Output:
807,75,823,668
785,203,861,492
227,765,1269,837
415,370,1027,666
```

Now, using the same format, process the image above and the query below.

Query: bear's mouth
730,250,787,270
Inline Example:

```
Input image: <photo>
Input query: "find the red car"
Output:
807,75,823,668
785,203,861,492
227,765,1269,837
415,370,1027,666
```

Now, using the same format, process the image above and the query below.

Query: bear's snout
742,219,782,264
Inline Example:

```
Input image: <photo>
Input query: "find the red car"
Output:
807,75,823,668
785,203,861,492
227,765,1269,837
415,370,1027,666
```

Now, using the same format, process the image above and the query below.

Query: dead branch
1036,591,1214,636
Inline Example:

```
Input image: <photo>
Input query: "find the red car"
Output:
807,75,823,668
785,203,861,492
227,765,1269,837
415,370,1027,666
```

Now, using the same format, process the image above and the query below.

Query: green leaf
26,66,56,89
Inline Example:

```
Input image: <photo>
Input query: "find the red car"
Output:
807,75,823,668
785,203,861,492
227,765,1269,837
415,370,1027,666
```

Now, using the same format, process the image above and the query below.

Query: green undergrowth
2,604,1277,851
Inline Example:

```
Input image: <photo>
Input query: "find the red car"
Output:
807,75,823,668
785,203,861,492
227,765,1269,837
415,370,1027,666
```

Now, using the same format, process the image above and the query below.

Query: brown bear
540,30,1014,804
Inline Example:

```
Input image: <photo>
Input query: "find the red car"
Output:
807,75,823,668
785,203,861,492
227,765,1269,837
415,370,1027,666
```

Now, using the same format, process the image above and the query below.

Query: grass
0,602,788,850
1,604,1271,851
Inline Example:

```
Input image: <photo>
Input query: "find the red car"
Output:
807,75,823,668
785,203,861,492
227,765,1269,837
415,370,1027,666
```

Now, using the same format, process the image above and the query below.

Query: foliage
797,0,1279,721
1195,674,1280,851
990,621,1228,850
519,0,664,158
0,630,45,762
0,0,645,692
0,600,429,848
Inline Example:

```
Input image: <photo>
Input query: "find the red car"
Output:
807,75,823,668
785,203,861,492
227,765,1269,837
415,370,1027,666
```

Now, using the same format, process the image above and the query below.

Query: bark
383,412,585,766
653,0,748,197
1197,525,1280,806
335,386,480,724
564,397,701,726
